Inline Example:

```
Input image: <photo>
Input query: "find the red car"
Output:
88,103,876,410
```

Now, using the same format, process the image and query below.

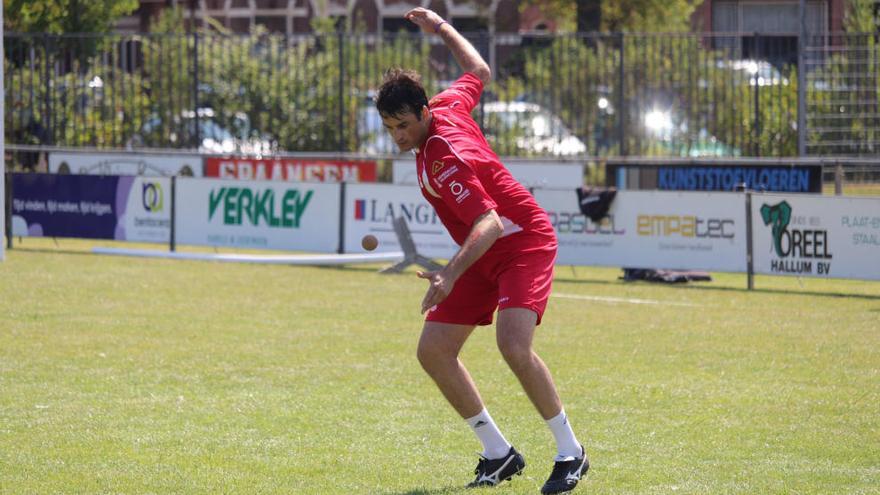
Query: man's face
380,106,430,152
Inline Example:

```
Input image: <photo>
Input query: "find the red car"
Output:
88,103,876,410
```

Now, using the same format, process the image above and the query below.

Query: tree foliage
5,3,877,159
3,0,138,33
523,0,699,33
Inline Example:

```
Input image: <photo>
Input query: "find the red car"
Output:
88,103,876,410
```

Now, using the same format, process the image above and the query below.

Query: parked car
480,101,587,156
643,107,740,157
718,59,790,87
127,108,276,156
357,100,587,157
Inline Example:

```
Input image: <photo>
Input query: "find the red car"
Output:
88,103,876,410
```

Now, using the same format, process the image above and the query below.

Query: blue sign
11,174,121,239
657,166,821,193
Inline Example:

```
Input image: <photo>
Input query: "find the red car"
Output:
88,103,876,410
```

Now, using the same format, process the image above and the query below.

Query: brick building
116,0,524,35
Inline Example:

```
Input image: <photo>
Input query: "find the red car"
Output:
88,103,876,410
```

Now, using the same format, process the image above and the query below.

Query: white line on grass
552,292,700,307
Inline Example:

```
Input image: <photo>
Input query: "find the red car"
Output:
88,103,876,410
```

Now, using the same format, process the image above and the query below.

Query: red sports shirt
415,73,557,258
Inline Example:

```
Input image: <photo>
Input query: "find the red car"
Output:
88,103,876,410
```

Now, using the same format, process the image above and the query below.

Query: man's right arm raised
404,7,491,85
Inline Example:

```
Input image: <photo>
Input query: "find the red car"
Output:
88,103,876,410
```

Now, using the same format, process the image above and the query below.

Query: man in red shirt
375,8,588,494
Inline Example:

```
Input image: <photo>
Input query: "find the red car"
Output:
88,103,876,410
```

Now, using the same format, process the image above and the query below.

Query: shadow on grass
553,274,880,301
384,487,464,495
12,246,404,272
8,246,98,257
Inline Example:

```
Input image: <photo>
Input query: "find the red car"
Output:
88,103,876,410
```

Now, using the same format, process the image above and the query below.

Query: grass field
1,238,878,494
822,182,880,197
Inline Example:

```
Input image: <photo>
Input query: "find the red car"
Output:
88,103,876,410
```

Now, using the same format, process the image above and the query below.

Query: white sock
546,409,581,461
465,408,512,460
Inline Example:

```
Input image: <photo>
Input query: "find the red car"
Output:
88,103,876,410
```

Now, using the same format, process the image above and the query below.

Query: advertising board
344,183,458,258
49,152,201,176
534,189,748,271
392,159,582,189
751,193,880,280
174,178,340,252
10,174,171,242
204,157,377,182
608,162,822,193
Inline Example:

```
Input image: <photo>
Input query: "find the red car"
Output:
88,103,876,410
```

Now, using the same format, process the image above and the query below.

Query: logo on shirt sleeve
432,160,445,175
449,180,471,204
420,167,442,199
437,165,459,185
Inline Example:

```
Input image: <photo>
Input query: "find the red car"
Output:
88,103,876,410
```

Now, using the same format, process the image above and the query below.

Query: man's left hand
417,270,454,314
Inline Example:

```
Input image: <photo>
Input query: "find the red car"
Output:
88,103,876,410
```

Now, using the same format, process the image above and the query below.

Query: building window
382,17,419,33
453,16,488,34
712,1,826,66
255,15,287,32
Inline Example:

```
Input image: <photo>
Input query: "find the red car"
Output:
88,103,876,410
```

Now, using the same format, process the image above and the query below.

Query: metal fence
4,30,879,167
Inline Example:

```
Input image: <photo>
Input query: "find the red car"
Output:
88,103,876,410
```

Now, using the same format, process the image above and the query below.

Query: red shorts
425,246,556,326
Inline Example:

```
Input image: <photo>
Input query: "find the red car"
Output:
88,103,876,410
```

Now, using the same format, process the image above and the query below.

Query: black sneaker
541,446,589,494
466,446,525,488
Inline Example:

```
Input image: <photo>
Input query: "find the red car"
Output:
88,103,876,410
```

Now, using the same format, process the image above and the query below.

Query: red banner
204,157,377,183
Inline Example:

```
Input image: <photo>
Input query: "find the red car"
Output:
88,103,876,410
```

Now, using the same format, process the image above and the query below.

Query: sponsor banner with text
49,152,201,176
175,178,339,251
344,183,458,258
392,159,583,189
205,157,377,182
752,194,880,280
657,165,820,192
534,189,747,271
11,174,171,242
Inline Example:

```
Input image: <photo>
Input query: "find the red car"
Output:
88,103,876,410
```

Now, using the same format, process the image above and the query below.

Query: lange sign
344,183,458,258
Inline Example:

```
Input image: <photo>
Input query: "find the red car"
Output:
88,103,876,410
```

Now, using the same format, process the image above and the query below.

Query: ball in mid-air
361,234,378,251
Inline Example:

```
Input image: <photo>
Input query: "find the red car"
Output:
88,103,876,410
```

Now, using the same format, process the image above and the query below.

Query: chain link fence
4,30,879,168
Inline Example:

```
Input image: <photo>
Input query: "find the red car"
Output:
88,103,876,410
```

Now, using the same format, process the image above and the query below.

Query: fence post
337,26,346,153
337,181,346,254
2,8,6,259
43,34,53,146
834,161,844,195
192,32,200,149
797,0,807,156
617,32,627,156
753,32,761,157
170,175,177,252
4,173,11,251
745,190,754,290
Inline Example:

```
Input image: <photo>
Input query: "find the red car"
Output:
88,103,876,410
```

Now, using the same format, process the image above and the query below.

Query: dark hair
376,68,428,119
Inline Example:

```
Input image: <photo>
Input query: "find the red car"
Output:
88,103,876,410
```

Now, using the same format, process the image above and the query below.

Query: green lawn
823,182,880,197
1,238,878,494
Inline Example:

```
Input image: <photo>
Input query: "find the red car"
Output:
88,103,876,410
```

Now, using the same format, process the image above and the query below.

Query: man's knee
417,322,473,373
497,337,533,369
417,334,456,373
416,339,440,371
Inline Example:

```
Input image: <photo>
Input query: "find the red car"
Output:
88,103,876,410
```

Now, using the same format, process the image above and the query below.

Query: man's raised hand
405,7,445,34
